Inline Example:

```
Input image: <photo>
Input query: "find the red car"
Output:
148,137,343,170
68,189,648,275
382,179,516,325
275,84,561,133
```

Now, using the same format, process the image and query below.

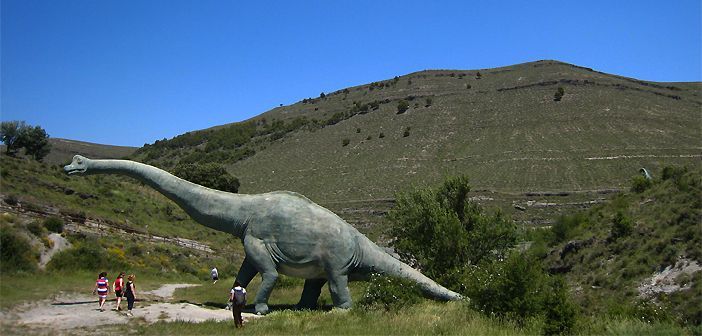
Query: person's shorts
115,290,123,297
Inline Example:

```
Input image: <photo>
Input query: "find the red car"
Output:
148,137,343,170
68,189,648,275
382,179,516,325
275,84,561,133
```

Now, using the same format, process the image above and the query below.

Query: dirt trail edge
2,283,262,334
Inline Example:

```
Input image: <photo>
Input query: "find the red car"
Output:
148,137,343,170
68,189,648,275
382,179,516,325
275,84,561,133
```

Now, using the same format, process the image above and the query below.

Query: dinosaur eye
77,158,83,164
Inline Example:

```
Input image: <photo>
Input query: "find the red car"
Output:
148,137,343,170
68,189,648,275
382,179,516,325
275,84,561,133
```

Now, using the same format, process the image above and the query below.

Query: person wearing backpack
113,272,125,311
229,281,247,328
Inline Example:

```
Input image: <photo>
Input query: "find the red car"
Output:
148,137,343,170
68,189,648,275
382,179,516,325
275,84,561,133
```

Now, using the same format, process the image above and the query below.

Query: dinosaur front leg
243,236,278,315
296,278,327,310
234,257,258,287
326,272,352,309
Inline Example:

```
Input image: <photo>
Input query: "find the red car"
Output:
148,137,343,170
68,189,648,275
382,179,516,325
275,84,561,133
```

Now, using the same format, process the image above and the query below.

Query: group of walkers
92,272,137,317
93,267,246,327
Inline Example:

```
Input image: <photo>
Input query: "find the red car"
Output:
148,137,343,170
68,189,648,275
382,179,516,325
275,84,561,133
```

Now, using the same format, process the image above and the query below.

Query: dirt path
2,283,261,335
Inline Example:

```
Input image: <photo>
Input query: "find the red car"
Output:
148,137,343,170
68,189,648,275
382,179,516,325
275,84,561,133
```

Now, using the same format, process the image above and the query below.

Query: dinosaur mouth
64,166,87,175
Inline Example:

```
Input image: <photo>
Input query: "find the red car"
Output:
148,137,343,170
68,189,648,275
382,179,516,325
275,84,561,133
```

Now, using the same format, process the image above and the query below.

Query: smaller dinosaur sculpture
64,155,462,314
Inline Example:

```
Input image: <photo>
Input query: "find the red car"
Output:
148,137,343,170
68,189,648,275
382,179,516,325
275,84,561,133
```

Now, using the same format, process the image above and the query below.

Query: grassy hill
128,59,700,231
44,138,137,165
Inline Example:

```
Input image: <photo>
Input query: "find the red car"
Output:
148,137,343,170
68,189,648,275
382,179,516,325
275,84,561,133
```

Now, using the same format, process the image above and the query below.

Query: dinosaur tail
356,235,463,301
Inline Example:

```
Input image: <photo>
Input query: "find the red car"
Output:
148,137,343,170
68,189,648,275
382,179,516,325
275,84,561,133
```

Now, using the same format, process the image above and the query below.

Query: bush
43,216,64,233
611,211,632,239
551,213,587,245
357,273,422,311
342,139,350,147
403,127,410,137
461,251,546,320
543,276,578,335
389,176,518,285
26,220,46,237
0,226,38,273
172,163,240,193
397,100,409,114
554,87,565,101
630,175,652,193
47,239,109,271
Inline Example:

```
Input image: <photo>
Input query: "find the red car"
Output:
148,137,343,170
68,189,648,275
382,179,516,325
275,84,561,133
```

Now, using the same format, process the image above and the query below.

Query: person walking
113,272,125,311
211,267,219,284
92,272,110,312
229,281,247,328
125,274,137,317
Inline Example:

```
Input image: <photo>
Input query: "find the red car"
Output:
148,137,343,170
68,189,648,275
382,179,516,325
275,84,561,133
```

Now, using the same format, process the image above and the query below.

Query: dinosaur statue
64,155,462,314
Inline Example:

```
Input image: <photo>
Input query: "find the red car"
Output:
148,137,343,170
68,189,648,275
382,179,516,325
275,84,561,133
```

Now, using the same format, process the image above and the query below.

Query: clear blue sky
2,0,700,147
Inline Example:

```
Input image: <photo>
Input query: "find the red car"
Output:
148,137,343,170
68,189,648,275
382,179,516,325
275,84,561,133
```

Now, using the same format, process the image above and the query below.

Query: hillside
44,138,137,165
132,60,700,200
130,60,700,228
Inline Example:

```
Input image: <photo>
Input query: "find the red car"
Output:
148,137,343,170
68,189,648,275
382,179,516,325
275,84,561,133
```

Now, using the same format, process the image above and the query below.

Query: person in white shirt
211,267,219,284
229,281,247,328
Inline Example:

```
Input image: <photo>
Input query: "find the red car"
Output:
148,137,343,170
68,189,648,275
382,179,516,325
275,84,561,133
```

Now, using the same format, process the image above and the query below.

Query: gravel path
2,283,261,335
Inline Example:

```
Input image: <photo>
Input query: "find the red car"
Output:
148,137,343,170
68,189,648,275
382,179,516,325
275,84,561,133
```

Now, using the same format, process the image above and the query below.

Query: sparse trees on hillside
172,163,240,193
0,121,52,161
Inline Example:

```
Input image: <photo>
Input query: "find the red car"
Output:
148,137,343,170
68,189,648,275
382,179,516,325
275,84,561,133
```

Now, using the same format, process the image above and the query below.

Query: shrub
26,220,46,237
47,239,109,271
4,194,18,206
342,139,350,147
551,213,587,245
554,87,565,101
611,211,632,239
397,100,409,114
172,162,240,193
357,273,422,311
43,216,64,233
389,176,518,285
630,175,652,193
461,251,546,320
0,226,38,273
403,127,411,137
543,276,578,335
425,97,433,107
379,132,385,138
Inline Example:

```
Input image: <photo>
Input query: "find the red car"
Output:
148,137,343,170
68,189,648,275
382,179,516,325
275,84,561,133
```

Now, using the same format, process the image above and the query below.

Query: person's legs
127,295,135,316
115,292,122,310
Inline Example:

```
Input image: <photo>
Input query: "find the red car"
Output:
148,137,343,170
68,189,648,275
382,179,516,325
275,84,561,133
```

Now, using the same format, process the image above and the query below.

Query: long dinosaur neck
88,159,248,236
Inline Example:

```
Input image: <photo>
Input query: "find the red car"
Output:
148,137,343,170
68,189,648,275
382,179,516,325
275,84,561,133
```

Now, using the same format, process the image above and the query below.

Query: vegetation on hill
0,121,52,161
129,60,701,205
534,165,702,328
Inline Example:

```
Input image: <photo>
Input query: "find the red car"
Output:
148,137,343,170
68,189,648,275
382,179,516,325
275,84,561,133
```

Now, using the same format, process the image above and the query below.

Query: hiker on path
113,272,125,311
92,272,110,312
230,281,247,328
211,267,219,284
125,274,137,317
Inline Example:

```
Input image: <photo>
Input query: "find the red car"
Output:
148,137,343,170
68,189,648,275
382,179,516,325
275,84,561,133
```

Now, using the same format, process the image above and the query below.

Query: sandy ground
2,283,261,335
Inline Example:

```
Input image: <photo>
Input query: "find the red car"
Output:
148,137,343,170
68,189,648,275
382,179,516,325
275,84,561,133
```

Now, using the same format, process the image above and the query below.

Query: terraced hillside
130,60,700,227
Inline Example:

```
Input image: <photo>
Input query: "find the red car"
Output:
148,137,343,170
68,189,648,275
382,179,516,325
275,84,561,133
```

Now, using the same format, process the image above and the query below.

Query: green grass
106,301,690,335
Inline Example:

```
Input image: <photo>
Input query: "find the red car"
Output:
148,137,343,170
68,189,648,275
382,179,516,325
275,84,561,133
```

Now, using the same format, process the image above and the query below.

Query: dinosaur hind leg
326,271,352,309
296,278,327,310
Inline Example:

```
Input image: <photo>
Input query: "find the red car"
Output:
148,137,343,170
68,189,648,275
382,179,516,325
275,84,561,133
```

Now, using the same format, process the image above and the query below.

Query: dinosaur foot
255,303,269,315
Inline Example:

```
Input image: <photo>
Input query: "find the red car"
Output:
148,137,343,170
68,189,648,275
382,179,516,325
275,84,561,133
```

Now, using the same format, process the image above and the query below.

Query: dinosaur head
64,155,91,175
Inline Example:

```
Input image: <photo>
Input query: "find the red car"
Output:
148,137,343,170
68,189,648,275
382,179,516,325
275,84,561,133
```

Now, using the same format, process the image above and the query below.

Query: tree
389,176,518,281
172,163,240,193
0,121,51,161
19,125,51,161
554,87,565,101
397,100,409,114
0,121,27,155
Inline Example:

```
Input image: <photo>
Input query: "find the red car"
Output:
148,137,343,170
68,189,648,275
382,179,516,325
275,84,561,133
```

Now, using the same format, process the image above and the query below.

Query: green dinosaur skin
64,155,462,314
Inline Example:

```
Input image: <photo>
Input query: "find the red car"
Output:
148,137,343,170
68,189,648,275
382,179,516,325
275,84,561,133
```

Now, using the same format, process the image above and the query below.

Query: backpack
233,287,246,304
